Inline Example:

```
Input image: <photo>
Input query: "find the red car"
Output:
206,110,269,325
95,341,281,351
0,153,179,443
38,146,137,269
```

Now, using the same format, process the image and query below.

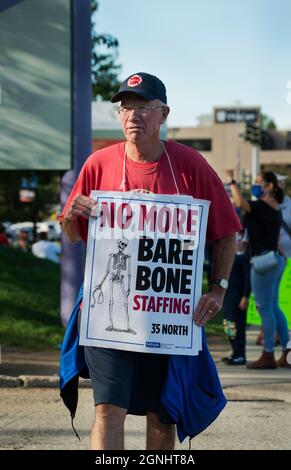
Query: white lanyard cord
160,141,180,195
122,141,180,195
122,149,126,192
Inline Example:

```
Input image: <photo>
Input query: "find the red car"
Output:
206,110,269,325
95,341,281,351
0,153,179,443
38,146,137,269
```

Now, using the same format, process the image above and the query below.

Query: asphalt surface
0,329,290,450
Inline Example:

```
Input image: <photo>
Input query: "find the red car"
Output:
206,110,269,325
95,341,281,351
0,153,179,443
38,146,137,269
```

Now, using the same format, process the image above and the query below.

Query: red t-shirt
59,141,242,243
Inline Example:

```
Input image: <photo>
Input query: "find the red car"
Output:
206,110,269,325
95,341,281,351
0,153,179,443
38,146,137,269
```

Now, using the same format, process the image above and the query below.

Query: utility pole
60,0,91,326
251,144,259,181
243,122,262,181
235,100,242,180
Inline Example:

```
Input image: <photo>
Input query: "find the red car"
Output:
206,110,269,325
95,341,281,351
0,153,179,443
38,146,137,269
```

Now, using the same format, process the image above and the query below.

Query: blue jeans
251,254,289,352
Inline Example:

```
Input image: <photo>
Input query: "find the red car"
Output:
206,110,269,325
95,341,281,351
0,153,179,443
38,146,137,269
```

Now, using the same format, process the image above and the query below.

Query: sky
96,0,291,130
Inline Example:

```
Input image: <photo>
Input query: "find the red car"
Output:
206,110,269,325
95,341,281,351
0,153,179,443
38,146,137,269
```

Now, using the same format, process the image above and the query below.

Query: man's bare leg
91,403,127,450
146,412,175,450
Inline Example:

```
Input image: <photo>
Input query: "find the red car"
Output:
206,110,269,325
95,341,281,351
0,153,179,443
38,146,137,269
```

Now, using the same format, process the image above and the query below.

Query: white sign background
80,192,210,356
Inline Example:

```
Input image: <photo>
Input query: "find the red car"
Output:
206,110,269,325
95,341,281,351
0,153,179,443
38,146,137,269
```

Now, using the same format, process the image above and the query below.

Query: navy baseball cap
111,72,167,104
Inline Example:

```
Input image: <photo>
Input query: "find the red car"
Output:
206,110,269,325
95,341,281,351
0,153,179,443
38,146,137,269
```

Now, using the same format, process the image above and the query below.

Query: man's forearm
211,234,236,282
61,216,81,243
193,233,236,325
228,182,251,213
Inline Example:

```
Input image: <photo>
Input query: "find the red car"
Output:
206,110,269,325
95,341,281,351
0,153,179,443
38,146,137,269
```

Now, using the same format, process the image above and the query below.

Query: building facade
168,106,291,182
91,103,291,185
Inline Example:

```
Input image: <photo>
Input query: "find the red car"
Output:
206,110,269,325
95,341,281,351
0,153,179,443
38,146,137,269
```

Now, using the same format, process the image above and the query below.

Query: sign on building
215,109,259,124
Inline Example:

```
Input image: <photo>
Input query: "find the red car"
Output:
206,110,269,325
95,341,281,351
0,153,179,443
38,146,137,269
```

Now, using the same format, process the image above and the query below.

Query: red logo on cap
127,75,142,87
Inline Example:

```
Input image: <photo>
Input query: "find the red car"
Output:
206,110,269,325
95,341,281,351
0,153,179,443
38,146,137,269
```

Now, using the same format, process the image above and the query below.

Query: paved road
1,329,290,450
1,385,290,450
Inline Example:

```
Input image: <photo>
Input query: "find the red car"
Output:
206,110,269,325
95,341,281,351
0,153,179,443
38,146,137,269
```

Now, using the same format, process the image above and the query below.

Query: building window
176,139,212,151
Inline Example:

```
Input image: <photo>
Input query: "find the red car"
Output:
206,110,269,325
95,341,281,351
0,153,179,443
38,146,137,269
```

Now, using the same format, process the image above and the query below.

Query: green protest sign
247,258,291,329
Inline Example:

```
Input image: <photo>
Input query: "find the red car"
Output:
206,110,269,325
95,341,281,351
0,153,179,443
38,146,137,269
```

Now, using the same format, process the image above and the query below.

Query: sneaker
221,355,233,363
225,356,246,365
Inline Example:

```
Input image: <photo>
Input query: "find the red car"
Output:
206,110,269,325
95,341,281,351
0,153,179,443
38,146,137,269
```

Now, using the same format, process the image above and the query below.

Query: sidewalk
1,328,290,388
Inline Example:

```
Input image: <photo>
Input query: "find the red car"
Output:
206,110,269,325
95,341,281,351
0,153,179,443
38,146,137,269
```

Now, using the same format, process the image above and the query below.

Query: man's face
119,93,169,144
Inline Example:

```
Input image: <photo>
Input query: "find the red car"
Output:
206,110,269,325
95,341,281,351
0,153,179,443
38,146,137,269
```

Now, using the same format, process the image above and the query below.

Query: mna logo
145,341,161,348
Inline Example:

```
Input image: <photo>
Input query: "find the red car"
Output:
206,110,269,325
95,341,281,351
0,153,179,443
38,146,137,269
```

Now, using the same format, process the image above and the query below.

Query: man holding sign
59,72,241,450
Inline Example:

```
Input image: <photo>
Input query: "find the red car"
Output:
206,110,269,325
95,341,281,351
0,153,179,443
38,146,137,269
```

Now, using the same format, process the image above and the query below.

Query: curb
0,375,24,387
0,375,92,389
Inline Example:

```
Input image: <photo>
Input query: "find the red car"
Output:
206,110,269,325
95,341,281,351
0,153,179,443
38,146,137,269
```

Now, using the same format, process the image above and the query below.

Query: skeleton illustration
91,237,136,335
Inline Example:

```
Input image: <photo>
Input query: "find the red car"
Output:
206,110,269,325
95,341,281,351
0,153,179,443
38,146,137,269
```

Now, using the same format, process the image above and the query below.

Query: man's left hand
193,286,225,326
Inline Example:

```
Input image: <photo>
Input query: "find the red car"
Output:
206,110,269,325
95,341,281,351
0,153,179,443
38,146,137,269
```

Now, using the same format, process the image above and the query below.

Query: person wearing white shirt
276,174,291,258
32,231,61,263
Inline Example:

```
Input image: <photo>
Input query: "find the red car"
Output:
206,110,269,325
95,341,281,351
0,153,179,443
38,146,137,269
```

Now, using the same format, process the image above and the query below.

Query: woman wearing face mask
225,170,290,369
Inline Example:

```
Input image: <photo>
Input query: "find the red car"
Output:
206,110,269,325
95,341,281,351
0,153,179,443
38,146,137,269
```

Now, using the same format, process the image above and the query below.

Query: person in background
222,216,251,365
255,173,290,347
276,174,291,258
226,169,290,369
32,231,61,263
0,223,9,246
12,230,29,252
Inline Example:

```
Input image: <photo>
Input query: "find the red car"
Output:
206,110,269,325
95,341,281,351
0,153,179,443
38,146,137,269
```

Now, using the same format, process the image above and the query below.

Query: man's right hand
66,194,96,221
61,194,96,243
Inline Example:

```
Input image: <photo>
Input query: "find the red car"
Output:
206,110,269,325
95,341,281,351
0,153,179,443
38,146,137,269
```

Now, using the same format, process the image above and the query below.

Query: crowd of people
0,224,60,263
220,171,291,369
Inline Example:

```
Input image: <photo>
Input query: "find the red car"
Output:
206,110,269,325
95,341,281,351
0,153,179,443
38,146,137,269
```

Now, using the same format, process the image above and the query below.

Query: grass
0,246,63,350
0,247,224,351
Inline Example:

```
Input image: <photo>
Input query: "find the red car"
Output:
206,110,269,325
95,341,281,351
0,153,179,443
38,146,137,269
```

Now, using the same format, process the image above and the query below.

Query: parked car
6,222,34,243
6,220,61,243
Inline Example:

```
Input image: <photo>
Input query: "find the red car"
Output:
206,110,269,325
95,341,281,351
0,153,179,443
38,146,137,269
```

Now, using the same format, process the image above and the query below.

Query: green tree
261,113,277,130
0,2,122,228
91,0,121,100
0,172,60,225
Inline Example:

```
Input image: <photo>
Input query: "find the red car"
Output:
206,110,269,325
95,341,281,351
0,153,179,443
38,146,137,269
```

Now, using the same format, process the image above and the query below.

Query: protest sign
79,191,209,355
